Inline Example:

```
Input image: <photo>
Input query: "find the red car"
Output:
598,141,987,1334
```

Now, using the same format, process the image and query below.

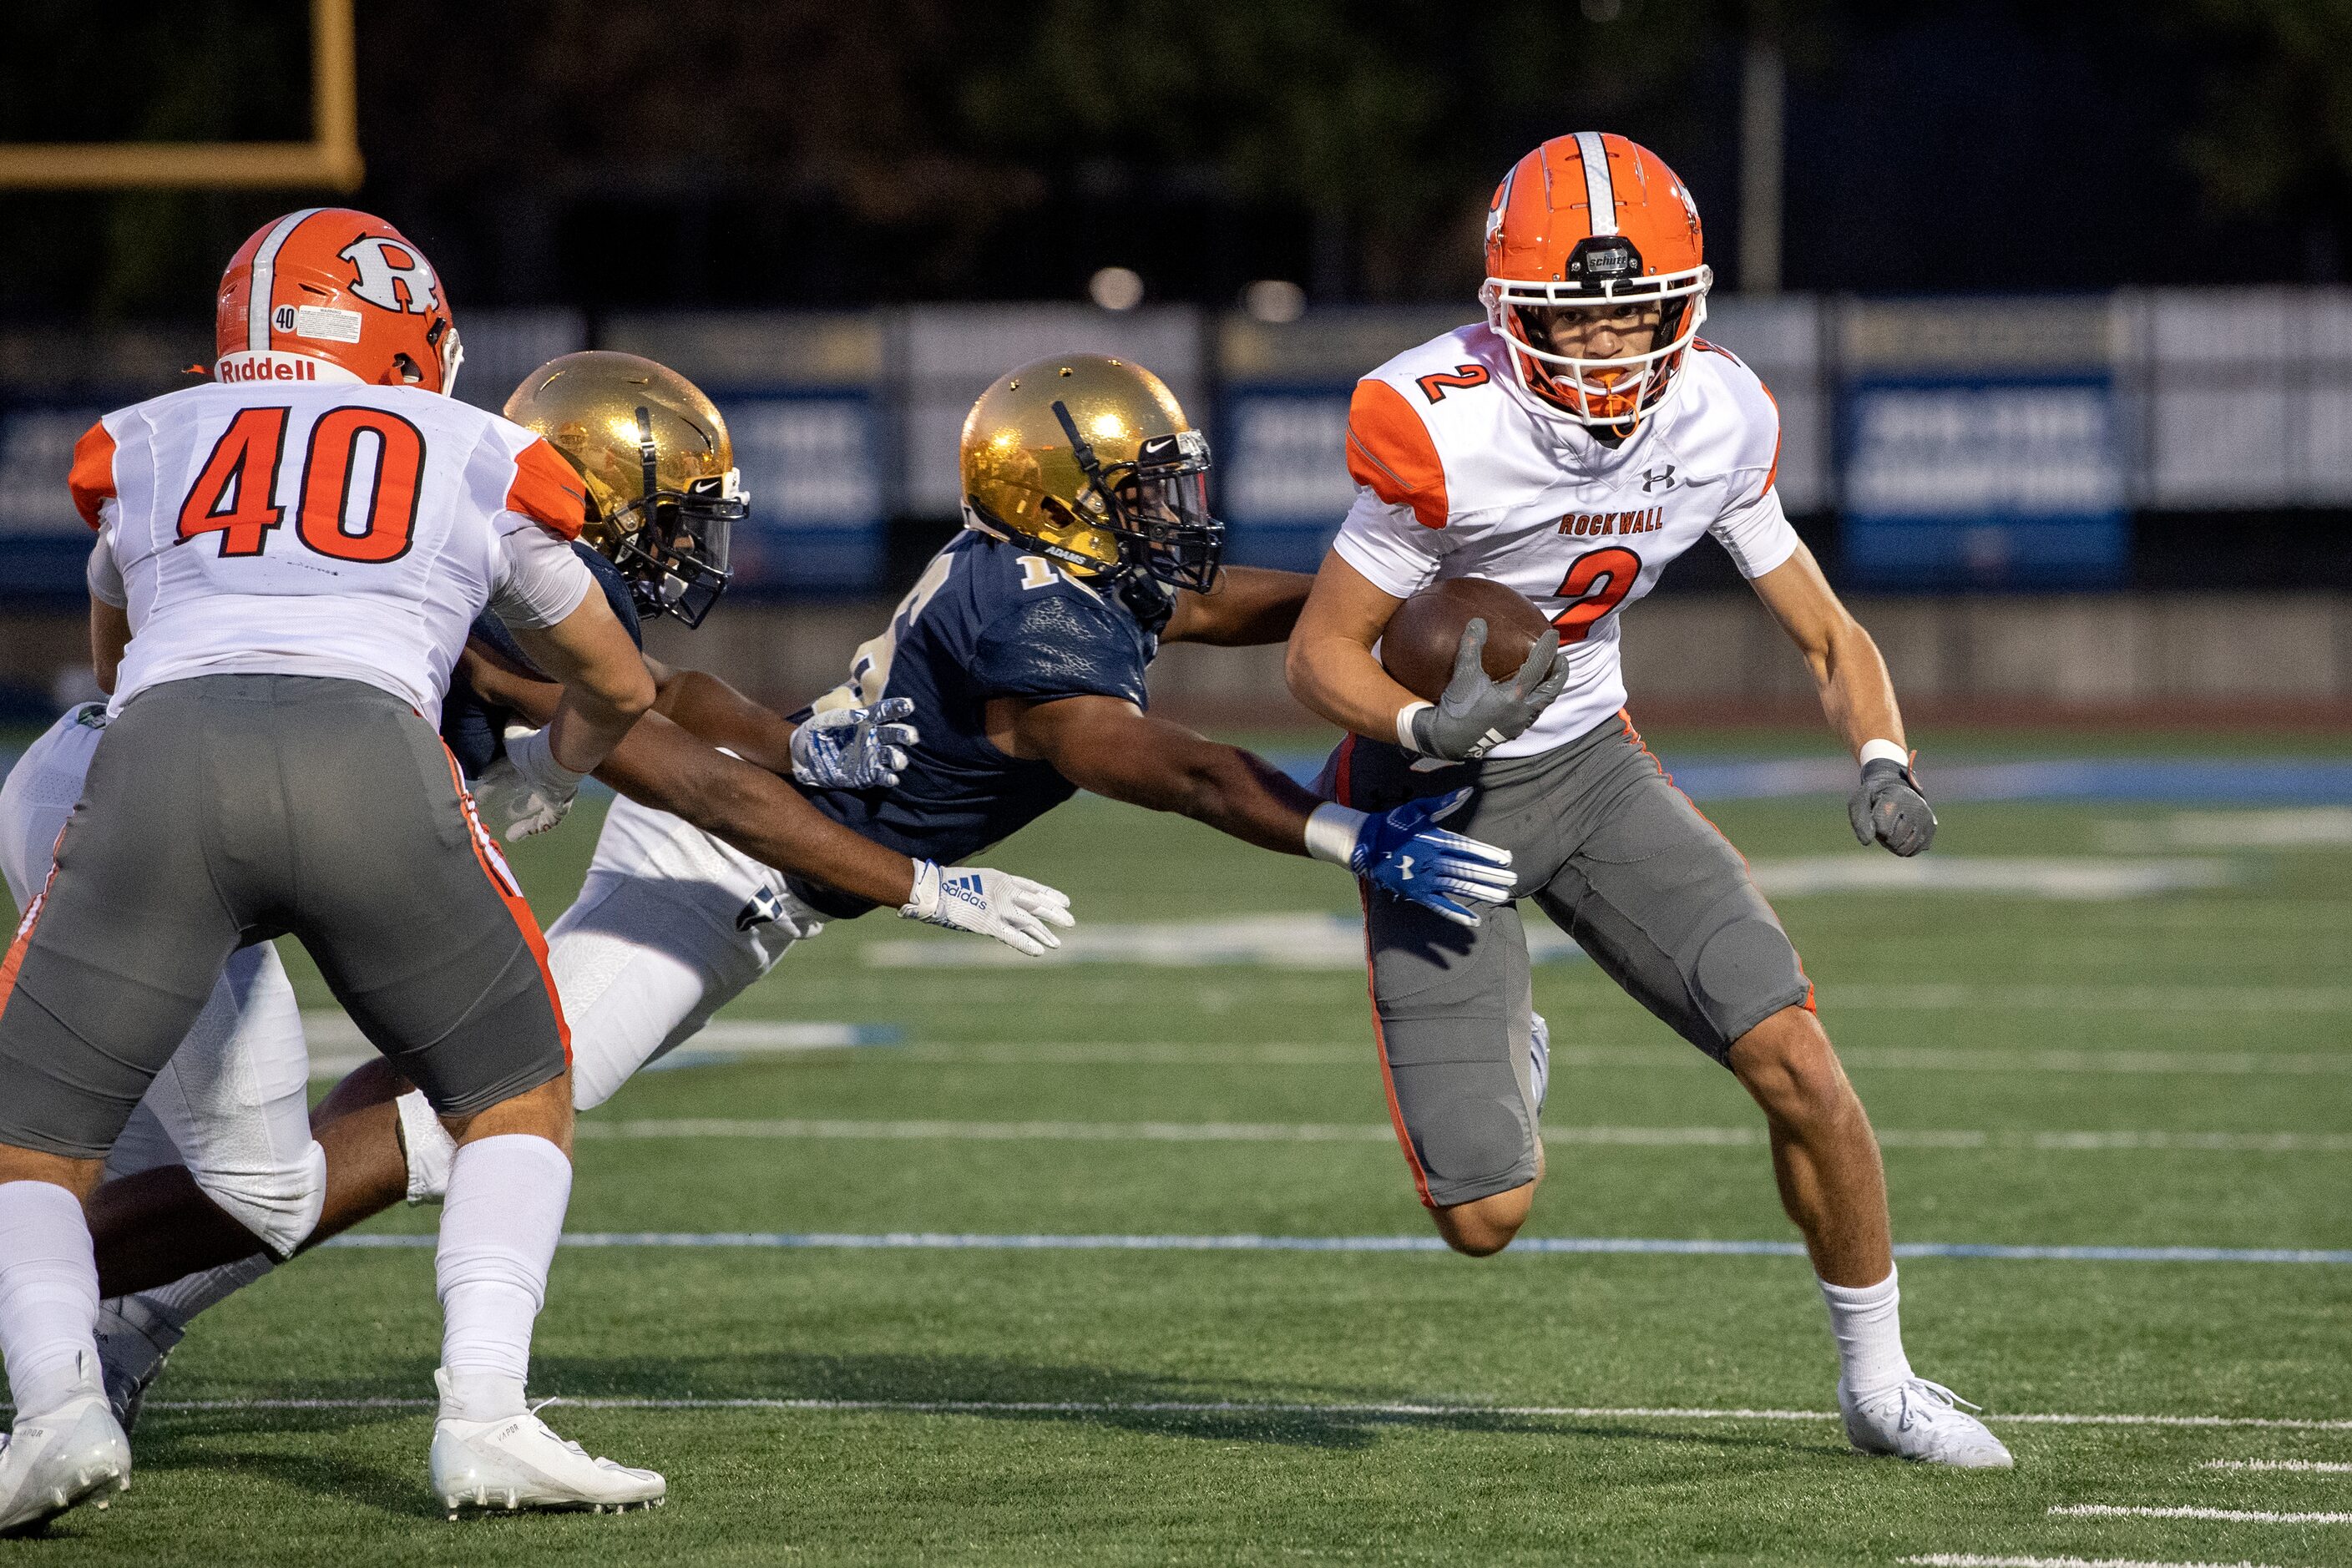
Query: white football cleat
429,1373,665,1518
1839,1376,2014,1469
0,1358,132,1535
92,1297,181,1434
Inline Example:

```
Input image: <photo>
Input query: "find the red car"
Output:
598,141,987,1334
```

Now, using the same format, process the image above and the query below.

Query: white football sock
1818,1265,1914,1399
0,1180,102,1417
435,1133,571,1421
133,1252,279,1340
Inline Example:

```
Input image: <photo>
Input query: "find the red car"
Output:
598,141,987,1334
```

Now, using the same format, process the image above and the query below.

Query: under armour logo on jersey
338,235,440,314
736,888,787,931
1641,464,1677,493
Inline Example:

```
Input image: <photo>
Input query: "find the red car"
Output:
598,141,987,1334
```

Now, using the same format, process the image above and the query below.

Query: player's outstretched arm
464,655,1068,951
1748,542,1935,856
641,656,800,775
1163,565,1314,646
1000,694,1514,925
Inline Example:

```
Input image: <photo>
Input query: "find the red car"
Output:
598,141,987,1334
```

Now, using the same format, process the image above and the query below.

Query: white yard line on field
892,1042,2352,1075
2050,1504,2352,1524
1833,984,2352,1013
568,1116,2352,1155
1907,1556,2283,1568
2201,1459,2352,1473
104,1399,2352,1434
318,1231,2352,1264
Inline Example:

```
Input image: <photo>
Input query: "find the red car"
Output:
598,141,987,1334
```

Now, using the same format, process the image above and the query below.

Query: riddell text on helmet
219,356,321,382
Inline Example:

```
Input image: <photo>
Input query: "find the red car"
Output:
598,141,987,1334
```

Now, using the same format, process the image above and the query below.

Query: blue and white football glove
1305,787,1516,928
791,698,918,791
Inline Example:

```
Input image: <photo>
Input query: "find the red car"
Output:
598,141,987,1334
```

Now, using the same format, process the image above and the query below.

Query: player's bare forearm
591,711,917,906
1284,550,1424,743
647,661,800,775
1748,544,1906,756
1813,621,1904,757
1165,566,1314,646
505,596,657,774
1005,695,1319,856
458,650,914,905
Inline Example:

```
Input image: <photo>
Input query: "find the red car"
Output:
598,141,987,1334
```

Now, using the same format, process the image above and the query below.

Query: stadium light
0,0,362,191
1243,281,1307,323
1090,267,1145,311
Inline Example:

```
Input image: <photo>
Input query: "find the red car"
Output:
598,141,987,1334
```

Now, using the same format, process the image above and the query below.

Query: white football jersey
73,380,594,721
1334,321,1798,757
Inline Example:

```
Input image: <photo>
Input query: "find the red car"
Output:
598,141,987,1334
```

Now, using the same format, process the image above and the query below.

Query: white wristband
1858,738,1909,771
1395,701,1433,752
503,725,586,793
1303,802,1368,867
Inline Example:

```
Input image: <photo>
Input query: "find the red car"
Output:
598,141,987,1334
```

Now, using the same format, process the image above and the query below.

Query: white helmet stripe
245,208,324,352
1574,132,1616,236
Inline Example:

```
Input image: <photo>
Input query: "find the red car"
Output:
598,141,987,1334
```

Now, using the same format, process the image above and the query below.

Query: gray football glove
1409,620,1571,762
1849,756,1936,857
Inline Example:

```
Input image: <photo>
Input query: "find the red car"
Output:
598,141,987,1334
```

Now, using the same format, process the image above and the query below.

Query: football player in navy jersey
78,353,1513,1425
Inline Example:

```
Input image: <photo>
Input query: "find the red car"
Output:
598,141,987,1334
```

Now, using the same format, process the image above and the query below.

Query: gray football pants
0,674,569,1160
1323,713,1813,1208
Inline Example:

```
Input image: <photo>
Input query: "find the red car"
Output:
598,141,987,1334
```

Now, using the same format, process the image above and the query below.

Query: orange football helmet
1482,133,1711,429
214,208,463,395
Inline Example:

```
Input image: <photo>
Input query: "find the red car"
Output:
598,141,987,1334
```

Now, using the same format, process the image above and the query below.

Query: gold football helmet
960,353,1222,593
503,350,746,626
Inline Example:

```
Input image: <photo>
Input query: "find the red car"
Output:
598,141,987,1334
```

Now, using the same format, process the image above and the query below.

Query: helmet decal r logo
338,236,439,314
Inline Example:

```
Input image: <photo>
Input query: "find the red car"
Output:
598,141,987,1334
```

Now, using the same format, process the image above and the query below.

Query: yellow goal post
0,0,361,190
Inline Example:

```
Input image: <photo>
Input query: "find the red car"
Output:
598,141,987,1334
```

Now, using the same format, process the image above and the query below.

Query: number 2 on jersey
179,404,424,564
1550,546,1640,644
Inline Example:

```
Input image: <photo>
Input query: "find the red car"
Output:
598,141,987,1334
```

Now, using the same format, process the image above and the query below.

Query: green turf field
3,726,2349,1565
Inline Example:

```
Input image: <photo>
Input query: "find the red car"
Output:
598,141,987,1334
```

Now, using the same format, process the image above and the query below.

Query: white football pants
0,707,326,1257
392,793,824,1199
545,792,822,1111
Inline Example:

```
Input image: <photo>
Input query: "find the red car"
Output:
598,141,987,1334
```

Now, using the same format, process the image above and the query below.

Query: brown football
1380,577,1555,702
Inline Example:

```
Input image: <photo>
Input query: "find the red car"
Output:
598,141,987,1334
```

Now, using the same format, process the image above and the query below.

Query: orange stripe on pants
437,744,572,1063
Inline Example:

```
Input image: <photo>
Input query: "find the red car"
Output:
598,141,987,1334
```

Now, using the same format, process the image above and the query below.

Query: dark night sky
0,1,2339,317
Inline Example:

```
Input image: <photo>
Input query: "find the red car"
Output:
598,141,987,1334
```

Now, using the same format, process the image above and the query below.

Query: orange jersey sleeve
504,437,590,539
1344,379,1449,529
68,421,118,529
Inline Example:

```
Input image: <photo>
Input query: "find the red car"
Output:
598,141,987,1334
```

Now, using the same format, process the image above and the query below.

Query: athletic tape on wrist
1304,802,1368,867
1396,701,1433,752
1858,738,1910,771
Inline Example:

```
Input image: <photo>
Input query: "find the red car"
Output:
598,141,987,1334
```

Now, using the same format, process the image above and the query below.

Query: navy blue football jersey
792,529,1171,918
440,544,642,779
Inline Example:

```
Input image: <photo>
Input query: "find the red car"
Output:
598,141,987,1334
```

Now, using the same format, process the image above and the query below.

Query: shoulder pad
1346,379,1449,529
1661,341,1782,483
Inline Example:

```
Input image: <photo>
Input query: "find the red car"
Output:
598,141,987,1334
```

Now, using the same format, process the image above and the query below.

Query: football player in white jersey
0,338,1076,1485
1286,134,2010,1468
0,207,678,1528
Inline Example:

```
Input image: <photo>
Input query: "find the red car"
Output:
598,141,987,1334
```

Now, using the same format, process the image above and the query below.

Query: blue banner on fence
1841,375,2128,589
0,402,115,595
1216,388,1356,571
711,391,888,594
